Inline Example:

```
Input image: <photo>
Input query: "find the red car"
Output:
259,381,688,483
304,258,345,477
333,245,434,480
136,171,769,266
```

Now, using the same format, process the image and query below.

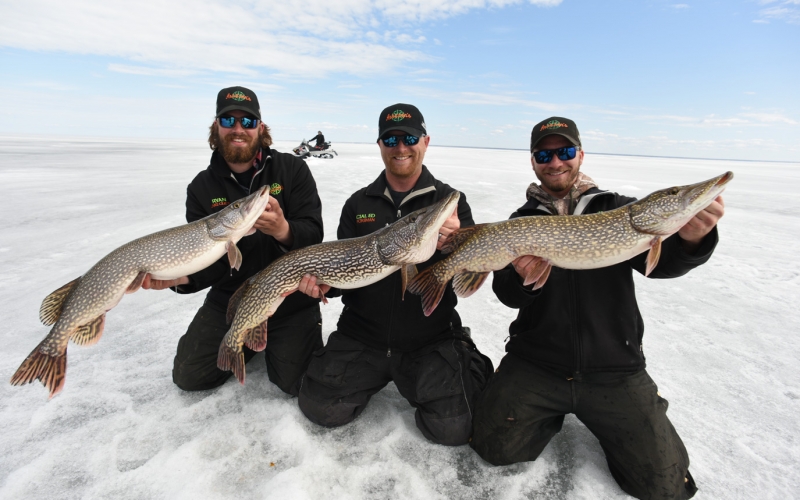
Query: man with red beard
143,86,324,396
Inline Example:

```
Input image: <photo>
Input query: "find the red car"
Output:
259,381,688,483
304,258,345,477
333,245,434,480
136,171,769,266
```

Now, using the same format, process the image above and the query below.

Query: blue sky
0,0,798,161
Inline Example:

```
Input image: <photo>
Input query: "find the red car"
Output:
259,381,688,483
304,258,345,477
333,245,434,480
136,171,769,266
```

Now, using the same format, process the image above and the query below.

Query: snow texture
1,137,798,499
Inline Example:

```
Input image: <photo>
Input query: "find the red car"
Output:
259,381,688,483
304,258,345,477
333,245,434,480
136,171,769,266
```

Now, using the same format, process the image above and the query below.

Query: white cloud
0,0,561,78
755,0,800,24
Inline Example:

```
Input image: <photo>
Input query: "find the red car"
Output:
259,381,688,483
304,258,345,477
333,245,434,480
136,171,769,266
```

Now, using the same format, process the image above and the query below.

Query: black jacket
492,187,719,374
178,149,324,319
332,166,474,353
309,134,325,147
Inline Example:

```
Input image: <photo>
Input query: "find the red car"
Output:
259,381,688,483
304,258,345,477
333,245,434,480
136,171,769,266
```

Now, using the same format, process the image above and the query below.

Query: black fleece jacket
177,149,323,319
492,187,719,374
331,165,474,353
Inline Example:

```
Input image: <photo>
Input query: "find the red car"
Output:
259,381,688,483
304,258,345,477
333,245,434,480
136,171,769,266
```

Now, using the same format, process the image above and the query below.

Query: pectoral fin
645,237,662,277
531,264,552,290
40,277,80,326
401,264,419,300
227,241,243,272
71,314,106,346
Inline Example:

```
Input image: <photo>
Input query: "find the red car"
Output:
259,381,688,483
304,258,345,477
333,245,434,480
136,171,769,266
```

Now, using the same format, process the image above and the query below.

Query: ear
423,135,431,147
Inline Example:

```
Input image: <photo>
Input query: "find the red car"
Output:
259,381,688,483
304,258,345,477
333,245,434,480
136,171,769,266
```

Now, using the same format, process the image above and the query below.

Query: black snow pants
471,354,698,500
298,329,493,446
172,298,323,396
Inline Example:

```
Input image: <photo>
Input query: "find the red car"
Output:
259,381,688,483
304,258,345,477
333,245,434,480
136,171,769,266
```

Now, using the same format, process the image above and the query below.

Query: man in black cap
293,103,493,445
143,86,324,396
470,117,726,498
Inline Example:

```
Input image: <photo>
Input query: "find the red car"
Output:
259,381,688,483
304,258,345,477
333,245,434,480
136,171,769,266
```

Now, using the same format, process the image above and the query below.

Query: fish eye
670,188,680,195
233,202,240,209
409,215,418,223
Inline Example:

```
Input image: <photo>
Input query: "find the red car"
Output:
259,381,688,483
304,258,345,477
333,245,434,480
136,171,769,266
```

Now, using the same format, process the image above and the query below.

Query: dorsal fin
39,277,80,326
440,224,488,254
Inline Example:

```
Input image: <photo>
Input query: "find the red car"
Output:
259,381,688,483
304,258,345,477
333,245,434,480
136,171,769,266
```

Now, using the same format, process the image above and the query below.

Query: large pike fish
408,172,732,316
218,191,461,384
11,186,271,398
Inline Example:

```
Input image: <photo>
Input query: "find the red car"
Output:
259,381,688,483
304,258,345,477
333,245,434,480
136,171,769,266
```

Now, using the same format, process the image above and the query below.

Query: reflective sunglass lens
382,135,421,147
403,135,419,146
219,116,235,128
534,151,553,163
382,136,398,147
218,116,258,129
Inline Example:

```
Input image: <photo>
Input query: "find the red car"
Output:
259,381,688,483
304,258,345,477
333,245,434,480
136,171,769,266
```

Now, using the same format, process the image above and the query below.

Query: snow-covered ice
1,136,798,499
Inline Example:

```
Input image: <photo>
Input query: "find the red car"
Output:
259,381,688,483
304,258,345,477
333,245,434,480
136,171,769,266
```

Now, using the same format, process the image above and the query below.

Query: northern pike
218,191,461,384
11,186,271,398
408,172,732,316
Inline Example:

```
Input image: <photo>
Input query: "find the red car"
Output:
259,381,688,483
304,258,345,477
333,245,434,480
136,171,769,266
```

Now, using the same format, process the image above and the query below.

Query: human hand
283,274,330,304
678,196,725,254
141,274,189,290
254,196,293,246
436,208,461,251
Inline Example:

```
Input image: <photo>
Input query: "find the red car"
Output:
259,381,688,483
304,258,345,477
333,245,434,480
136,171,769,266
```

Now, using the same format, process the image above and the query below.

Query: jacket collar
365,165,438,207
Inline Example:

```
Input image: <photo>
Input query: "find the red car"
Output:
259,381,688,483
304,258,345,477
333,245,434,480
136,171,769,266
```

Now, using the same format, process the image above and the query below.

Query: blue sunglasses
532,146,580,164
381,135,421,147
218,115,259,129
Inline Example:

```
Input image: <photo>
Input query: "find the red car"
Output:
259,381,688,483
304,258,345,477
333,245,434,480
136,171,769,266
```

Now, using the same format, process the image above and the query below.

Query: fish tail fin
217,333,246,385
407,265,449,317
452,271,490,298
243,322,267,352
10,341,67,399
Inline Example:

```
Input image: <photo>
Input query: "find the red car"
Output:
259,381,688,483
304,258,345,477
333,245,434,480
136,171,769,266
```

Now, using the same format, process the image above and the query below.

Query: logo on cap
541,120,568,131
387,110,412,122
227,91,251,102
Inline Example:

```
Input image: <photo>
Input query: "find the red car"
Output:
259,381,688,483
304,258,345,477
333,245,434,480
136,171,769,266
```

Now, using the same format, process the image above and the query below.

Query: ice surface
1,136,798,499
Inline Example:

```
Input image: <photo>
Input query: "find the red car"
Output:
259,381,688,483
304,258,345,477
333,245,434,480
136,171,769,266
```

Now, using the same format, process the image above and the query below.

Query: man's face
531,134,584,198
379,131,430,182
217,110,261,165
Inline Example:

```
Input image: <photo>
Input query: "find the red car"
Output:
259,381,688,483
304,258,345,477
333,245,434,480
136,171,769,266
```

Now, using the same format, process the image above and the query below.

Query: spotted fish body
11,186,271,398
218,191,461,384
408,172,733,316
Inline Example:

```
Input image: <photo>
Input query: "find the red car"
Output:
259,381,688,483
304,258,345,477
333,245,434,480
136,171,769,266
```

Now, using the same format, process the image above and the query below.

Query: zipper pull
386,348,392,358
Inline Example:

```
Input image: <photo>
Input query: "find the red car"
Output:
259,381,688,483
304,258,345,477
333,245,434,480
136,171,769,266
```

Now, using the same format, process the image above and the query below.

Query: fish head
376,190,461,265
206,186,271,240
629,171,732,236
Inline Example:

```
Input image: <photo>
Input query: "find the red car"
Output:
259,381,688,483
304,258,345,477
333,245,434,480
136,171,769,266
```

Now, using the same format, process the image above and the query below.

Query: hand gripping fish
408,172,732,316
11,186,271,398
218,191,461,384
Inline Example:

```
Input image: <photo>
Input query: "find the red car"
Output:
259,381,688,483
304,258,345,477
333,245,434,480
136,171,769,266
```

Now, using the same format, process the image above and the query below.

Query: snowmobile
293,139,338,159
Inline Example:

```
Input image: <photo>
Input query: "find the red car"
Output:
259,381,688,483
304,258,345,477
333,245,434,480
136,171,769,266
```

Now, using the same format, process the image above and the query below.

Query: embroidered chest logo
269,183,283,195
211,197,228,208
356,213,376,223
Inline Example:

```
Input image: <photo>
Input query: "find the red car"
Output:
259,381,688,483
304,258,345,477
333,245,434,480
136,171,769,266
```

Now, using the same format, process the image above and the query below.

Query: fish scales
218,191,461,384
409,172,732,316
11,187,271,398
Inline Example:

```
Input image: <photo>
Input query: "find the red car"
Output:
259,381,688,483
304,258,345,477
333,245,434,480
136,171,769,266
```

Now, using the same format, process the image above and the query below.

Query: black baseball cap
216,86,261,120
377,103,427,141
530,117,581,151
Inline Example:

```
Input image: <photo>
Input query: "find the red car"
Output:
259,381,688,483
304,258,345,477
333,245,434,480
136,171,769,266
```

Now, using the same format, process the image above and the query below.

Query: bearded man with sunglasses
143,86,324,396
470,117,725,499
293,103,493,446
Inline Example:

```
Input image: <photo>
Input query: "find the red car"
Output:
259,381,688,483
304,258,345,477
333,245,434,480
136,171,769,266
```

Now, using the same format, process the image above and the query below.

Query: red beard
219,130,260,165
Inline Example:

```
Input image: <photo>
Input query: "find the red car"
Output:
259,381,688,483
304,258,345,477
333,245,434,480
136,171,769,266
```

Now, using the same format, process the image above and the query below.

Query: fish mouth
242,186,270,218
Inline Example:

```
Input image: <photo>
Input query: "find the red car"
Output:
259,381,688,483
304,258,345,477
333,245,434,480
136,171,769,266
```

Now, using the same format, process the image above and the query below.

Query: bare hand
283,274,330,303
254,196,293,246
142,274,189,290
436,208,461,251
678,196,725,253
511,255,544,280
